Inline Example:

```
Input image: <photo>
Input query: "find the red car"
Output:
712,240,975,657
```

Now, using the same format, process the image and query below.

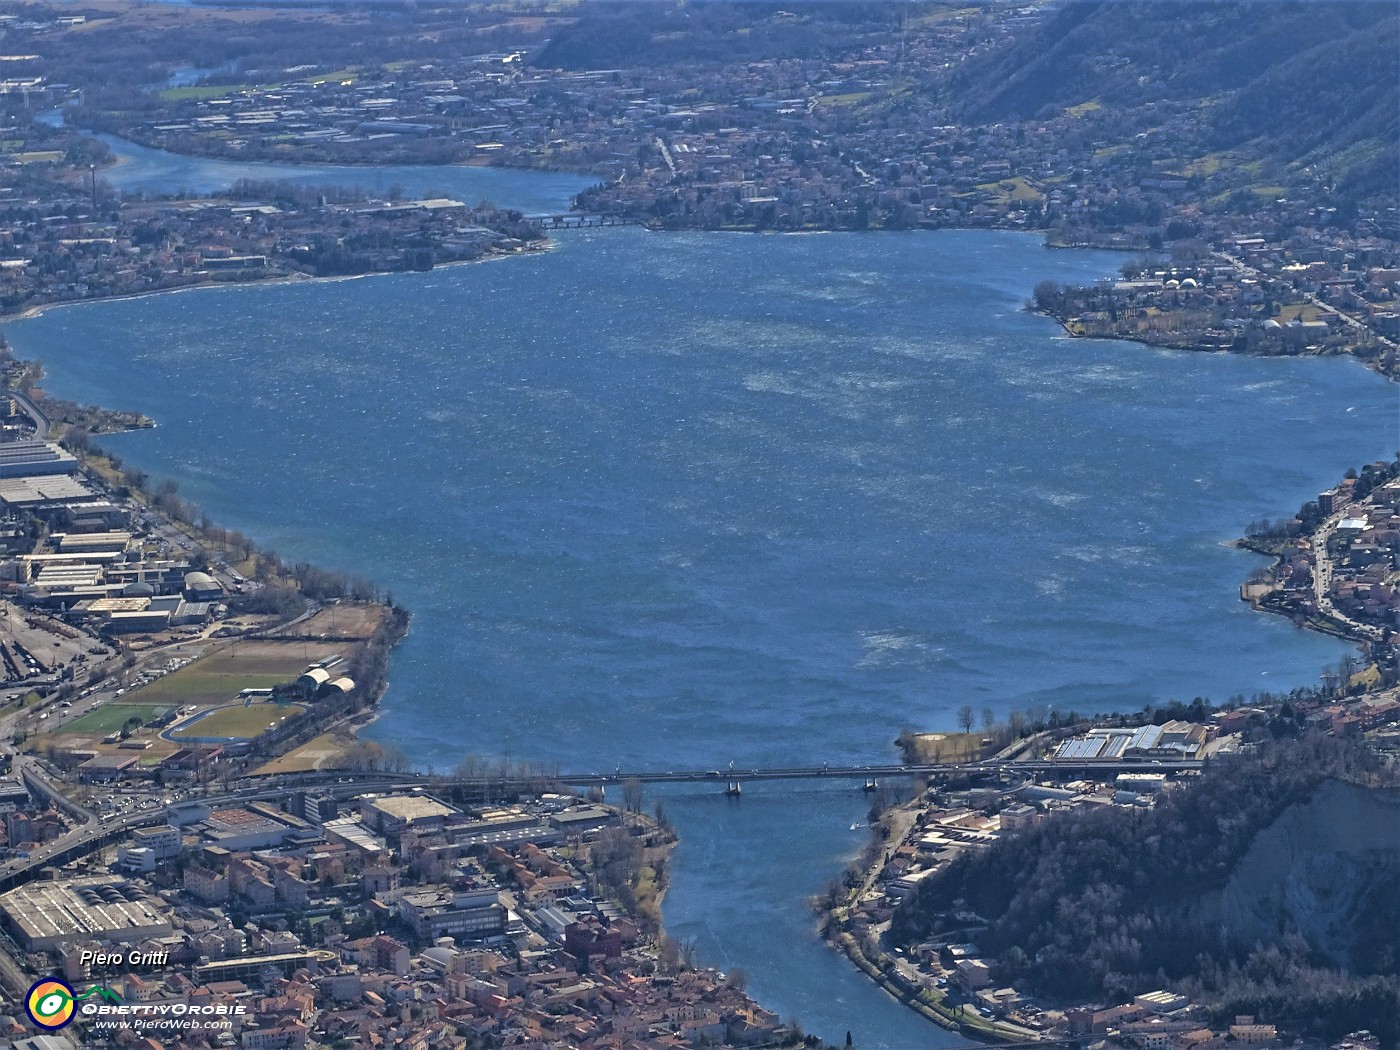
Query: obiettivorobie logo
25,977,121,1030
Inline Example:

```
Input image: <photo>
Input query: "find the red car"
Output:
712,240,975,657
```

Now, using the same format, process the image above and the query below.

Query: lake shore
0,241,553,326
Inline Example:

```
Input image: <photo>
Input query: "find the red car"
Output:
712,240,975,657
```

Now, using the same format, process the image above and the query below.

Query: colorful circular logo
26,978,75,1029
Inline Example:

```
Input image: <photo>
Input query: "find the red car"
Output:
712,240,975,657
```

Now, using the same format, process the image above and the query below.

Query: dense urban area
0,0,1391,1047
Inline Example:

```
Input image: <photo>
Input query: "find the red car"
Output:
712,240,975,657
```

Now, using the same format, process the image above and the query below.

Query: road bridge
528,213,644,229
0,758,1205,896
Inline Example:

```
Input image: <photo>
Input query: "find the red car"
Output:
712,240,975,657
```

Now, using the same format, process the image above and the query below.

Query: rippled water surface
11,227,1396,1045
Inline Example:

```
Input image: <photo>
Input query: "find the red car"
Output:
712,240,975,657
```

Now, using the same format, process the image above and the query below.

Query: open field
298,603,385,640
253,728,355,775
61,702,172,735
171,700,306,741
125,639,344,706
975,176,1043,203
898,731,991,763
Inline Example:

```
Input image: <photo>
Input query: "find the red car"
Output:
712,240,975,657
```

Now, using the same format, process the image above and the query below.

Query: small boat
849,821,866,831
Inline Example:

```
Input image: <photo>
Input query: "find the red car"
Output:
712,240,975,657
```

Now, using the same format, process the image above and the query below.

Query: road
1215,250,1398,354
1309,514,1383,642
5,386,50,439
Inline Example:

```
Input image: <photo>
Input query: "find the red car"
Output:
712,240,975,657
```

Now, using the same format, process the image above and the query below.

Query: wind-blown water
10,226,1395,1046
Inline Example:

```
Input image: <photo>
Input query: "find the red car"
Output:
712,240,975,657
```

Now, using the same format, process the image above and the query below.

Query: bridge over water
433,757,1203,788
527,212,645,229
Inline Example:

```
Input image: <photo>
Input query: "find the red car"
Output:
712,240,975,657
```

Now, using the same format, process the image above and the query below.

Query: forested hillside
531,2,900,69
942,0,1398,199
891,736,1400,1044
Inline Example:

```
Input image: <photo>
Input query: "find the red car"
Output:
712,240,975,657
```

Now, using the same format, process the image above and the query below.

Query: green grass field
61,703,173,735
158,83,260,101
170,701,306,741
127,641,340,707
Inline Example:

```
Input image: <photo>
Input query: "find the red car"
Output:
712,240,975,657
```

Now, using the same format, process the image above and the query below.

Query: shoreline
0,242,554,325
92,127,578,174
1039,309,1397,384
6,201,1386,390
820,456,1394,1040
1,222,1088,326
5,217,1387,1045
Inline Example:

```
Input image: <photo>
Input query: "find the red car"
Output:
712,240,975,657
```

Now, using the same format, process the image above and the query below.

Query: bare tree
622,777,644,814
957,704,975,736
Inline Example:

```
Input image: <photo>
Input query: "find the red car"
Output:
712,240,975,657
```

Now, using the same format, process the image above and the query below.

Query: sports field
61,703,173,735
128,640,343,706
169,700,307,741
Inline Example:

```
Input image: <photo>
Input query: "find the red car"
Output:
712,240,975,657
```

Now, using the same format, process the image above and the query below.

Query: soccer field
130,640,342,706
61,703,173,736
170,701,307,741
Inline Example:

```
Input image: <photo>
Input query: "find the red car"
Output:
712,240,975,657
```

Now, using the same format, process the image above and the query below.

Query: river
6,143,1396,1047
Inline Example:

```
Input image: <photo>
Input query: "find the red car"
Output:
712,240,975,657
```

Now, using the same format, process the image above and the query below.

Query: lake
8,213,1394,1045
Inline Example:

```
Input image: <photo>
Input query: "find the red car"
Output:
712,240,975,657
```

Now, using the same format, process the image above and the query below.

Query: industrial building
0,875,173,951
183,570,223,600
0,473,94,508
53,530,132,553
0,440,77,477
0,474,122,526
1053,720,1211,761
197,804,321,851
359,794,459,838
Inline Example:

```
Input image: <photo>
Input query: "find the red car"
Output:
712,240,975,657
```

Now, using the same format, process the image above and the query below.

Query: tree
957,704,975,736
1032,280,1063,312
622,777,644,814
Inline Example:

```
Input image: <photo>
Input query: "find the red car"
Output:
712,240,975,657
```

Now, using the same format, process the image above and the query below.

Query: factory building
183,571,223,601
0,875,173,951
0,440,78,477
359,794,459,838
196,803,321,851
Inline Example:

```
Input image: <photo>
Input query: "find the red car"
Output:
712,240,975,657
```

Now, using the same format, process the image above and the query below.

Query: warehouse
0,440,77,477
0,875,173,951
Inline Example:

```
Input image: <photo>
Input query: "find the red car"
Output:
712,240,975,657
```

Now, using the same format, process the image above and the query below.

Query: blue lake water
8,223,1396,1046
75,127,597,213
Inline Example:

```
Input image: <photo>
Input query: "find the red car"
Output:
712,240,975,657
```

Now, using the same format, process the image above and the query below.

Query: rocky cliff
1211,779,1400,969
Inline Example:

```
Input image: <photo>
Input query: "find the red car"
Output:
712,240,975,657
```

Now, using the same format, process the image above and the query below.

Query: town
0,780,807,1050
0,0,1387,385
0,0,1390,1047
